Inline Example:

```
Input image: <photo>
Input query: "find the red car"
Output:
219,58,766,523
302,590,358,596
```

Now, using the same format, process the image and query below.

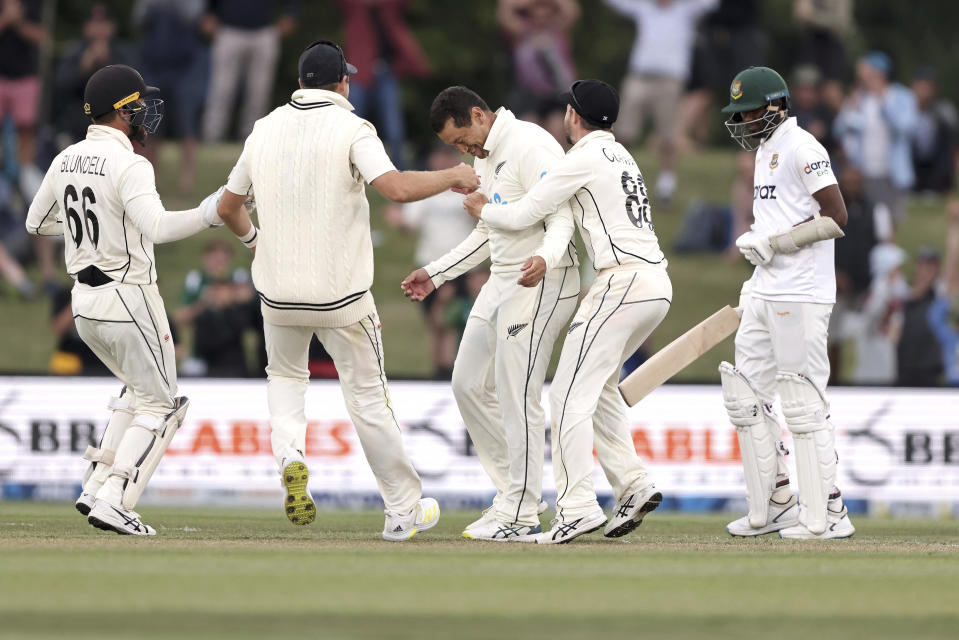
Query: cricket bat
618,305,742,407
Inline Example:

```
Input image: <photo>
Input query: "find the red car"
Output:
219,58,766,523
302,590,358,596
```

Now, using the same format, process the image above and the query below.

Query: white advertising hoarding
0,377,957,506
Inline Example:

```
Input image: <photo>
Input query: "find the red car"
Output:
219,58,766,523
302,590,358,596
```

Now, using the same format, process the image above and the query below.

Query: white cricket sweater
227,90,382,327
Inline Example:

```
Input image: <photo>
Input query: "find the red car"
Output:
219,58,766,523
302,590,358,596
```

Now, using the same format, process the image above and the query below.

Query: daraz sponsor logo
804,160,831,175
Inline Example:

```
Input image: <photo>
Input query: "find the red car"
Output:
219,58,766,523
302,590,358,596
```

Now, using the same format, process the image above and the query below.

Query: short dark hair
301,76,341,91
93,110,117,125
429,86,491,133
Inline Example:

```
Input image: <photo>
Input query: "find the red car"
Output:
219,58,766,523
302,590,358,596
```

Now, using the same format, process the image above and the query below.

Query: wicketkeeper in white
214,40,479,541
401,87,579,541
465,79,670,544
720,66,855,539
25,65,223,535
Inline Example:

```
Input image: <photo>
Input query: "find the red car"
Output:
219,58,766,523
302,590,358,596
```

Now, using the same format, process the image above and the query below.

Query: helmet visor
724,108,783,151
124,98,164,134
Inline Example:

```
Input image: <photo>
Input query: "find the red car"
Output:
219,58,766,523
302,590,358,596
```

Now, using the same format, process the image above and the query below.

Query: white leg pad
81,387,135,492
112,397,189,510
777,372,836,535
720,362,779,528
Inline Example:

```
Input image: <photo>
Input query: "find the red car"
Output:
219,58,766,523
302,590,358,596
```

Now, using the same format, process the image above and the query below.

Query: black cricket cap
83,64,159,118
562,79,619,128
299,40,358,87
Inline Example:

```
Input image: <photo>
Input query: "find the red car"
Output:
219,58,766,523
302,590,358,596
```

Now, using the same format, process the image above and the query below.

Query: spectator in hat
910,66,958,194
834,51,918,226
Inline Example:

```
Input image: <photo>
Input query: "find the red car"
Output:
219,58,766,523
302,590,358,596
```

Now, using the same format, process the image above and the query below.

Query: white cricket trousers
264,312,422,514
550,265,672,521
72,282,177,506
451,265,579,526
735,296,832,401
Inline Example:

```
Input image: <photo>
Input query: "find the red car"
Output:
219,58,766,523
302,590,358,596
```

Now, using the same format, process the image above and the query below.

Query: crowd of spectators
0,0,957,386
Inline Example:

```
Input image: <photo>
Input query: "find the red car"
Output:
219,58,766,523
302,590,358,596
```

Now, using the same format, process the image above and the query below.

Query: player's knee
776,371,828,434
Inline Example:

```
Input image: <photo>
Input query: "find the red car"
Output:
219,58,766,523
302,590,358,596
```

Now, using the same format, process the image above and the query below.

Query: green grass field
1,503,957,639
1,143,952,380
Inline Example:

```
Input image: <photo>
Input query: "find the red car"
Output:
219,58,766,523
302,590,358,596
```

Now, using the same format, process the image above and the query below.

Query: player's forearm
126,195,208,244
385,169,461,203
423,226,491,287
481,198,545,231
218,190,255,245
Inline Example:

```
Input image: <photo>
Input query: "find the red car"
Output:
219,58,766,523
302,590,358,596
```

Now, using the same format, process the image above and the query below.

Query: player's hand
463,192,488,219
450,163,480,193
735,231,774,267
199,186,226,227
401,268,436,302
517,256,546,288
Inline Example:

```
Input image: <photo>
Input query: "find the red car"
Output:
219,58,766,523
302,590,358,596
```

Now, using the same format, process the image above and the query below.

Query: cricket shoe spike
281,456,315,526
75,492,96,516
462,519,541,542
604,484,662,538
779,504,855,540
727,494,799,536
382,497,441,542
536,510,607,545
87,500,156,536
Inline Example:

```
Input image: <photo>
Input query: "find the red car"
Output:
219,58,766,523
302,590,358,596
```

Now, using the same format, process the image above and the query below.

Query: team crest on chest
769,153,780,170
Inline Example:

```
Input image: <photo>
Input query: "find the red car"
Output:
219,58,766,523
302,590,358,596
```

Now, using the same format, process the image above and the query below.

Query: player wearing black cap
463,79,671,544
24,64,224,535
212,40,479,540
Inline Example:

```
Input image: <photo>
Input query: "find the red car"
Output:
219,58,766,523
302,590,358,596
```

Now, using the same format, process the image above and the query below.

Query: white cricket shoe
462,519,541,542
75,492,96,516
604,485,662,538
464,498,549,535
382,497,441,542
280,456,316,526
87,501,156,536
536,510,607,545
779,505,856,540
726,495,800,537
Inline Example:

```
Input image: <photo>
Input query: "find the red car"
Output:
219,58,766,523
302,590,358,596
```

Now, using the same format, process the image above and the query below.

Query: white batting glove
199,186,226,227
735,231,775,267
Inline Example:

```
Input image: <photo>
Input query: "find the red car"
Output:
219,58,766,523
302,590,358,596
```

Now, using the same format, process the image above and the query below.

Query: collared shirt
481,129,666,273
750,116,838,303
424,108,575,287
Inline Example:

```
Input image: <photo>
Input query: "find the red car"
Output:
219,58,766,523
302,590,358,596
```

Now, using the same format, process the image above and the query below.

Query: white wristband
238,226,258,248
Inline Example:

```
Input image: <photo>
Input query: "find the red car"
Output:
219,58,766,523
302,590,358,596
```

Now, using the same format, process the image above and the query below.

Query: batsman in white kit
720,66,855,539
214,40,479,540
401,87,579,541
465,80,669,543
24,65,223,535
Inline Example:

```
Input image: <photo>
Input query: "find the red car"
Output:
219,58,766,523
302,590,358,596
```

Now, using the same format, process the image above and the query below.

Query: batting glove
735,231,775,267
199,186,226,227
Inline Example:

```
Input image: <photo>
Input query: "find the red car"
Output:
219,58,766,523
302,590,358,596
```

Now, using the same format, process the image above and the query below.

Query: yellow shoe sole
282,461,316,526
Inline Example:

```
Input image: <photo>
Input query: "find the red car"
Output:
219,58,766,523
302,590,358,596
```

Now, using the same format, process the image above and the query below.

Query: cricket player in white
721,66,855,539
25,65,222,535
214,41,479,541
465,79,670,544
401,87,579,541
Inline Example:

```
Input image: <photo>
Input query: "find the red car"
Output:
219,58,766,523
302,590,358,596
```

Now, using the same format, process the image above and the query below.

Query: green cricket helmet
721,66,790,150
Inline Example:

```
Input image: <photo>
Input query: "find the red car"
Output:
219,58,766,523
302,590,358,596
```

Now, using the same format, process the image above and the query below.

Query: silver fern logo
506,323,528,338
567,322,583,334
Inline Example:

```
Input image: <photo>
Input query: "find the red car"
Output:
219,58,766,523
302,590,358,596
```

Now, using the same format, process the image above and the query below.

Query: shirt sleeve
793,142,838,197
25,167,62,236
422,222,491,289
481,152,592,231
225,139,254,197
118,159,208,244
534,200,575,271
350,126,397,184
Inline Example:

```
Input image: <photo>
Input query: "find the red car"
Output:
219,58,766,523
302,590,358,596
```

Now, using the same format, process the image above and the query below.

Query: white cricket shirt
423,108,576,288
481,129,667,274
750,116,838,303
26,125,208,285
225,89,397,327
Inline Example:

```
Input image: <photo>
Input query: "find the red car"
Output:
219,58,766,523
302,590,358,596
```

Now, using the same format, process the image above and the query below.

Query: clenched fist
463,192,488,219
